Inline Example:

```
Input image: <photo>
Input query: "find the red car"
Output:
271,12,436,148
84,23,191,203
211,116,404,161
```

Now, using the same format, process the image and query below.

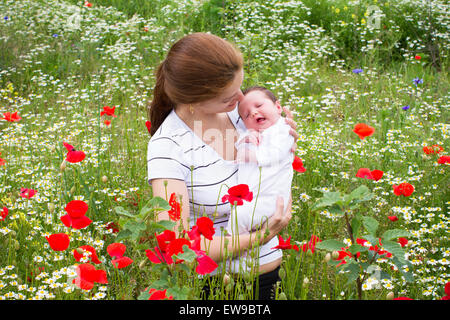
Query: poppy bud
101,176,108,183
278,267,286,280
223,273,231,285
386,292,394,300
9,230,17,238
332,250,340,259
324,253,331,263
70,186,76,195
60,160,67,172
225,283,233,292
14,239,20,250
139,259,147,270
278,292,287,300
75,247,85,255
48,203,55,213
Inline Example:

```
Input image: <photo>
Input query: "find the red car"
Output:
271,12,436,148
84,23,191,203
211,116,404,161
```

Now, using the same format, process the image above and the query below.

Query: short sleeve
147,136,191,185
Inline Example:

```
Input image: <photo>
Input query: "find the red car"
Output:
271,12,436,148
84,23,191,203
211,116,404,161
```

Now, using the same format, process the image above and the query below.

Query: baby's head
238,86,282,131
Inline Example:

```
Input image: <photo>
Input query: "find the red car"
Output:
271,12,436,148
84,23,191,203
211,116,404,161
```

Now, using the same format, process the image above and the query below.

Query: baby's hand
242,130,261,146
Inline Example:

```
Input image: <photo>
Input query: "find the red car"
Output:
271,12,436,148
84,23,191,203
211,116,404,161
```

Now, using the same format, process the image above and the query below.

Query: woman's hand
261,195,292,243
283,106,299,153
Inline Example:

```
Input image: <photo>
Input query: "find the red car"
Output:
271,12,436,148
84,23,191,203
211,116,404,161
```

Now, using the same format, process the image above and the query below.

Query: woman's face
195,69,244,115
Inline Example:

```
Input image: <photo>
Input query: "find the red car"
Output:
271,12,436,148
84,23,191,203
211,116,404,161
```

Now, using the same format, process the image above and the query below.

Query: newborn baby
226,86,294,235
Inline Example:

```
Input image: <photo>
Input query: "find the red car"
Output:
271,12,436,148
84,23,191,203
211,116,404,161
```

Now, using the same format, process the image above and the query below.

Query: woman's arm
151,178,292,262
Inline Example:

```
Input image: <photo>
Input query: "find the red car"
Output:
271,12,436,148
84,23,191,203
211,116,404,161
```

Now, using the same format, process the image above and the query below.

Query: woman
147,33,297,299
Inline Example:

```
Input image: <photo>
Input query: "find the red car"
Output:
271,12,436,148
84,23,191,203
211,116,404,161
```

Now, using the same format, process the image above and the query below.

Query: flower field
0,0,449,300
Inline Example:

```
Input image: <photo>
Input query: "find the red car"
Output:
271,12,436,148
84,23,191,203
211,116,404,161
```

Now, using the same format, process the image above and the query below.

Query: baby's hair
242,86,277,103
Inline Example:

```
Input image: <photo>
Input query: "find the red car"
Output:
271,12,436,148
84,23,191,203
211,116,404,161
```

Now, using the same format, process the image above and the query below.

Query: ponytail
147,33,243,136
148,62,174,136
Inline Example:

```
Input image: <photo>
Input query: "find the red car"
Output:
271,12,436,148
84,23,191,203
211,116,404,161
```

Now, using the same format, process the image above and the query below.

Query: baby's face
238,90,282,131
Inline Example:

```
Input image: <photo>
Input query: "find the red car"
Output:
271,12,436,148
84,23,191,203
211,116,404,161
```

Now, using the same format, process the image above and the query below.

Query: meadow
0,0,448,300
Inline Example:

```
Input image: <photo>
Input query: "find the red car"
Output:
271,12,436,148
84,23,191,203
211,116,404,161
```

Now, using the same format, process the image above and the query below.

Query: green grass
0,0,449,300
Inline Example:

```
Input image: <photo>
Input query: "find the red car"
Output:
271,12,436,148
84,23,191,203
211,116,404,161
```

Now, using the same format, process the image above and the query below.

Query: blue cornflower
413,77,423,86
52,33,58,38
402,105,410,111
352,68,363,74
4,16,9,21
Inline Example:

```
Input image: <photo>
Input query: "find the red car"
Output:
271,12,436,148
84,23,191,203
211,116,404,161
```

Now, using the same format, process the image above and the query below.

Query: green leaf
137,291,151,300
315,239,346,251
348,185,373,202
382,229,412,242
114,206,135,218
147,196,171,211
351,214,362,238
173,245,197,263
115,229,132,242
313,191,342,210
150,219,177,231
382,240,406,261
123,220,147,241
342,261,360,285
348,244,367,255
362,216,379,236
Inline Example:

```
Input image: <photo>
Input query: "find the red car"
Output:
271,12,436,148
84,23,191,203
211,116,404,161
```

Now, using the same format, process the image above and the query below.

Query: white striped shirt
147,107,281,273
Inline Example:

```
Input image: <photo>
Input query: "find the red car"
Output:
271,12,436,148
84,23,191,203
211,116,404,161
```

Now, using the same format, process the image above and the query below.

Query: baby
226,86,294,235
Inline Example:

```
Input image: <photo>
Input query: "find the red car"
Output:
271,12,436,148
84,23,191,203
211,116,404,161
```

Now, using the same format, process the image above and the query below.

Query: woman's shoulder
149,109,190,141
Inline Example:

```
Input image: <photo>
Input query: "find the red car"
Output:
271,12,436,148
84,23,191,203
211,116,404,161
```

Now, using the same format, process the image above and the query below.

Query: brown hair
148,33,243,135
242,86,277,103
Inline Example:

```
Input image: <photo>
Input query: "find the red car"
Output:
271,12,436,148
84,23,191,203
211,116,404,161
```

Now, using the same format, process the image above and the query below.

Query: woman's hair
148,33,243,135
242,86,277,103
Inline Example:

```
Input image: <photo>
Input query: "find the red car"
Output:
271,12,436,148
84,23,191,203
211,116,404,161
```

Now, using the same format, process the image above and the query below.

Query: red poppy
353,123,375,140
1,111,21,122
63,142,86,163
301,234,321,253
145,247,174,265
104,120,111,126
100,105,117,117
19,188,37,199
84,1,93,8
112,256,133,269
370,169,384,181
272,235,299,251
167,238,191,257
73,263,108,291
221,184,253,206
393,183,414,197
437,155,450,164
61,200,92,229
388,216,398,222
146,288,173,300
145,120,151,134
398,237,408,248
105,221,120,233
0,152,5,166
168,193,181,221
393,296,413,300
46,233,70,251
355,168,373,179
196,216,215,240
292,156,306,173
1,207,8,221
423,144,443,155
195,252,218,275
441,282,450,300
107,243,127,259
414,55,421,60
156,230,176,252
73,245,101,264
